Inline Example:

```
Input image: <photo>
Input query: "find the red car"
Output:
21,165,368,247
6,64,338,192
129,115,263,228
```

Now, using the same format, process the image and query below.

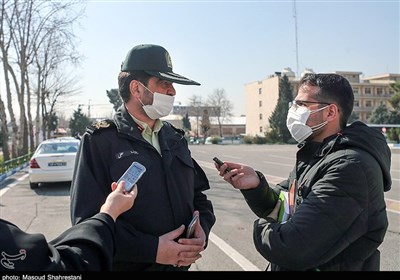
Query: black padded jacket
241,121,391,271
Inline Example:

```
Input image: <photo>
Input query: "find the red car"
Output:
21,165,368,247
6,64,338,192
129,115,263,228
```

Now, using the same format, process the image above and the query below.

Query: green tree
369,83,400,143
69,106,91,137
368,104,392,124
267,75,293,143
106,89,123,111
182,112,191,132
387,88,400,143
388,83,400,113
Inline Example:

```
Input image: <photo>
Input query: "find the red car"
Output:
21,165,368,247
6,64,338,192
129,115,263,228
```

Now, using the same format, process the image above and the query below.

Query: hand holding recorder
117,161,146,193
213,157,260,190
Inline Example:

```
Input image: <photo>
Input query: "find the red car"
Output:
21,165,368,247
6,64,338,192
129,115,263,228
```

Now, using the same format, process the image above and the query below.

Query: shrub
243,135,253,144
253,135,267,144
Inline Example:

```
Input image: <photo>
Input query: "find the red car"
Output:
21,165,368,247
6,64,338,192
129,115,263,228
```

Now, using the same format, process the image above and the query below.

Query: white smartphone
117,161,146,193
186,215,198,238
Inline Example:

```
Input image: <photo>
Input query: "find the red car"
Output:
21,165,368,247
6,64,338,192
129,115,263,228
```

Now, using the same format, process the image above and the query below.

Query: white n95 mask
139,83,175,120
286,105,329,143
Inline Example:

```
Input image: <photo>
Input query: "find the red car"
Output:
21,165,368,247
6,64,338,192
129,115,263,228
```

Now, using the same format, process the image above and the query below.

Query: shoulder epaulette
86,119,115,135
163,121,185,136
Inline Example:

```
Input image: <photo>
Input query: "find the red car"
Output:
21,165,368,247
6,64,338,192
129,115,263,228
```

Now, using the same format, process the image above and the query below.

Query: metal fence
0,153,33,175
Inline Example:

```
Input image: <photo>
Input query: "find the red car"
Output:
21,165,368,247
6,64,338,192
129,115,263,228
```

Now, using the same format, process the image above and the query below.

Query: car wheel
30,182,39,189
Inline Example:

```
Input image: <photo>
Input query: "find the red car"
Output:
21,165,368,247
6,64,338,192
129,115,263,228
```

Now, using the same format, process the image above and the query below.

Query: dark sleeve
49,213,116,270
240,171,280,219
192,159,216,247
0,214,115,271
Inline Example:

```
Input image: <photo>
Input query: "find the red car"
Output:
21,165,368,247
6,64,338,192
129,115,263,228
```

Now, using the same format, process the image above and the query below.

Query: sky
64,0,399,119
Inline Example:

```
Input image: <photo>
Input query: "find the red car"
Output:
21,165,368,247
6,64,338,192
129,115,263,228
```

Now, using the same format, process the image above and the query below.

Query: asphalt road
0,144,399,271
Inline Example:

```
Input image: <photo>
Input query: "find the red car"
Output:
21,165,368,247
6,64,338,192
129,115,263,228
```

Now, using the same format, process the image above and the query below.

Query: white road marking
209,232,261,271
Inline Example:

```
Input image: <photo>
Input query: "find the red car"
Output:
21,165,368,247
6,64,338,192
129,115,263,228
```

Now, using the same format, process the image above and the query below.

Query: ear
129,80,140,96
326,103,339,121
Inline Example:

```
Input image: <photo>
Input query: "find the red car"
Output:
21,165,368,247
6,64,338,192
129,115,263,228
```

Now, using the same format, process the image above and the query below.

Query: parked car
205,136,222,145
28,137,80,189
189,137,200,145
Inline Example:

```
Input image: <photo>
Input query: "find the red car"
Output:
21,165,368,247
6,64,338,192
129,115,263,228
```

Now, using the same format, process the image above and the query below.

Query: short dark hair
118,70,152,102
299,73,354,129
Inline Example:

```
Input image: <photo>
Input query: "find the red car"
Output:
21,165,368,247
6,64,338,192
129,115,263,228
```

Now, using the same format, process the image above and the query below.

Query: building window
353,87,359,94
365,88,371,95
259,100,262,107
259,114,262,120
365,100,372,107
258,88,262,94
259,126,263,133
354,100,359,107
376,88,383,95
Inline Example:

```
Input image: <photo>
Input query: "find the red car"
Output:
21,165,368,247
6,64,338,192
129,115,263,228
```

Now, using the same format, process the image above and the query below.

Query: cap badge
165,52,173,68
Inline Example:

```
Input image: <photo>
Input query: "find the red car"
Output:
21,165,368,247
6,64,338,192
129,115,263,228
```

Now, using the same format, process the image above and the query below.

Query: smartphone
213,157,232,173
117,161,146,193
186,215,198,238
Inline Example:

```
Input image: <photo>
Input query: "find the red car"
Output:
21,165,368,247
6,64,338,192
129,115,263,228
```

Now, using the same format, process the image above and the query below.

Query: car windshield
38,142,79,154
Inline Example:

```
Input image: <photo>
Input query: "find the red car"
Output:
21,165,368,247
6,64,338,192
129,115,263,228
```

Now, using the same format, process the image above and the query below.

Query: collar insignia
94,120,110,129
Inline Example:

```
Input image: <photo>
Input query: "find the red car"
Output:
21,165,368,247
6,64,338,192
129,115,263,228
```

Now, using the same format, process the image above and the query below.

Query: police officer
70,44,216,271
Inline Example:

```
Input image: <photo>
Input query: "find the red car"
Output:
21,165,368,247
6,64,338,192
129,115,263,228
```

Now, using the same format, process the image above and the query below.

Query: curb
0,163,29,183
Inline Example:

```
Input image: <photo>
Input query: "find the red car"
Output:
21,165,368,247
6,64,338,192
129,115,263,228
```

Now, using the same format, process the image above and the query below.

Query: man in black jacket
1,182,137,271
70,44,215,271
215,73,391,271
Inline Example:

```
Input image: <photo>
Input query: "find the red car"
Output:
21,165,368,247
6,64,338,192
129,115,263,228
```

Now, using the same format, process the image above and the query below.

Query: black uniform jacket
0,213,115,271
241,121,391,271
70,105,215,271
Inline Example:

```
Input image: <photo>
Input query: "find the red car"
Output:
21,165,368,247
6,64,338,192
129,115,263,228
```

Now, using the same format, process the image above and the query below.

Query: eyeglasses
288,100,330,109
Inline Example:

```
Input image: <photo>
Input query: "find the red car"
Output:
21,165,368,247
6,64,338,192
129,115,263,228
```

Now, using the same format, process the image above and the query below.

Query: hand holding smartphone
117,162,146,193
213,157,232,173
186,215,198,238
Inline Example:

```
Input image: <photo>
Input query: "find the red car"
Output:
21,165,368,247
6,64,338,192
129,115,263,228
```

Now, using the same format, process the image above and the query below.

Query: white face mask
138,83,175,120
286,105,329,143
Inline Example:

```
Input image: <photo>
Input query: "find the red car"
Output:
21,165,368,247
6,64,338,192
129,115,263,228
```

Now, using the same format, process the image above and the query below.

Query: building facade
245,68,400,136
162,112,246,138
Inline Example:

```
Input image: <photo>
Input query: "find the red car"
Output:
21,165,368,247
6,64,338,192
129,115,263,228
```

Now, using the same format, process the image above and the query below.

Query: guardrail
0,153,33,182
0,153,33,176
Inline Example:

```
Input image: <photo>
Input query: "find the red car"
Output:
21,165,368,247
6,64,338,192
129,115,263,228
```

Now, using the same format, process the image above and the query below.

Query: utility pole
293,0,299,78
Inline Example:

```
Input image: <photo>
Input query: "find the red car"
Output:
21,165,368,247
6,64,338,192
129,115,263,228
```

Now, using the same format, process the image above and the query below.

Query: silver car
28,137,80,189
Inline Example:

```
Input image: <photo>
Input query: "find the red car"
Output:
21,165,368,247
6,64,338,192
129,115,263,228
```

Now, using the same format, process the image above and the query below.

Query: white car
28,137,80,189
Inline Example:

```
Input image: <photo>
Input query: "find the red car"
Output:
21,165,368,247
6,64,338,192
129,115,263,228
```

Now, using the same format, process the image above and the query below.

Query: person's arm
240,171,280,218
0,182,136,271
214,160,283,219
100,182,137,222
53,182,136,271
